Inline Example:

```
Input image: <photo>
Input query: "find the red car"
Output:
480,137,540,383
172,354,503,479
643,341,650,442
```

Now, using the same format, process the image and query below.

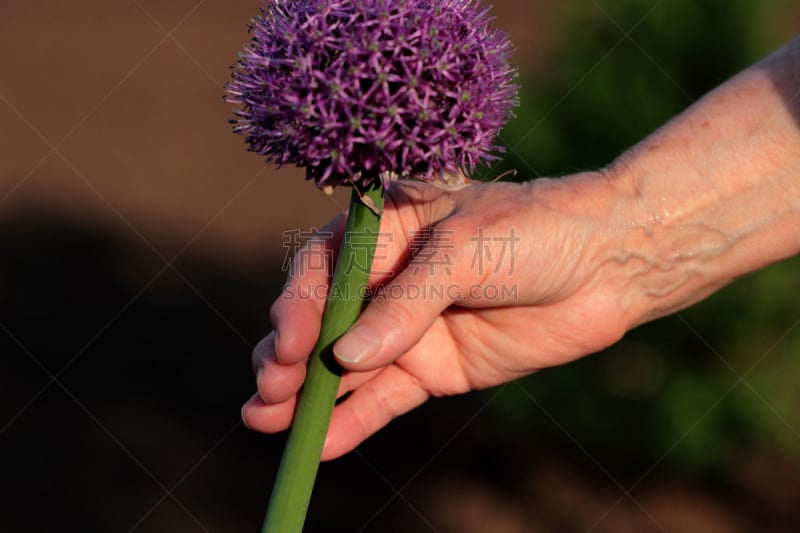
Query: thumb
332,266,463,371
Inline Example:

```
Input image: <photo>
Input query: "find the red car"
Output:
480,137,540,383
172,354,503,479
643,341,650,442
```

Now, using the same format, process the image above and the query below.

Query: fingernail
273,330,281,359
334,325,381,363
241,401,252,429
255,367,269,404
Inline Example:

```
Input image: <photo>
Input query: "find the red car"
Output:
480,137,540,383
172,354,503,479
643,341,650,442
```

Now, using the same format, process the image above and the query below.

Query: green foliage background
476,0,800,473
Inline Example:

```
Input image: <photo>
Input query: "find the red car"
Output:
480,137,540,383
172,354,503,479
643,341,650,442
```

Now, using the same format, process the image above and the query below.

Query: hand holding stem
246,35,800,460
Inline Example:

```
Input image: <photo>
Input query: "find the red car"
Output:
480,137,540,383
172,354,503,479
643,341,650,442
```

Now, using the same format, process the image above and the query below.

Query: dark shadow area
767,34,800,129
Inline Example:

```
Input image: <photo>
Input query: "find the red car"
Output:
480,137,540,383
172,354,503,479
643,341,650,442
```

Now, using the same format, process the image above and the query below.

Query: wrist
597,139,800,331
592,157,726,330
590,38,800,330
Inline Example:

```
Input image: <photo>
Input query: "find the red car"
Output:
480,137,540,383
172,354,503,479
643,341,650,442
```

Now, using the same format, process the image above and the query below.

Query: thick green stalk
262,183,384,533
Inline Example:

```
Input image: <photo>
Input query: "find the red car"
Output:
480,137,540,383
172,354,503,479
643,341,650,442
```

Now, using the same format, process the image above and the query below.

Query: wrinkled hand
244,34,800,459
244,173,630,459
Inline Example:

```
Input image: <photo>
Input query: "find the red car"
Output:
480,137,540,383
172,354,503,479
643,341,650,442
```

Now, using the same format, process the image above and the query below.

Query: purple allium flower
227,0,518,189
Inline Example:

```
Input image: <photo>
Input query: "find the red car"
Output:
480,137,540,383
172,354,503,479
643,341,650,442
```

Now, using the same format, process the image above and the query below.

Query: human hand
244,172,632,459
245,35,800,460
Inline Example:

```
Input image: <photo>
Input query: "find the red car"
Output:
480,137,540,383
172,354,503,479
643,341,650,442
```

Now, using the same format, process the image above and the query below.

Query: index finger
270,213,345,365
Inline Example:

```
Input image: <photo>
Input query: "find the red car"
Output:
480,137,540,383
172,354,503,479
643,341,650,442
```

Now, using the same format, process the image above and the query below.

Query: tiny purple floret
227,0,518,189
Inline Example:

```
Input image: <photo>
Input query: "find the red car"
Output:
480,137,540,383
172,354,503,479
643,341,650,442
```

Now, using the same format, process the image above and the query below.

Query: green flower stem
262,182,384,533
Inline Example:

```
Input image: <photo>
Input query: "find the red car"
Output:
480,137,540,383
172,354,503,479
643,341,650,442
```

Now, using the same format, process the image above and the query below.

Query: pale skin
244,36,800,460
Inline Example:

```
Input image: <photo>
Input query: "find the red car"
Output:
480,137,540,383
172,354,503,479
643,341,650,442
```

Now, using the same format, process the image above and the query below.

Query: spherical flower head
227,0,518,189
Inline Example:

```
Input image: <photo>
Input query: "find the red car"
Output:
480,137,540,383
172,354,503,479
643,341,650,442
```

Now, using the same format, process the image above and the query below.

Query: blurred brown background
2,0,800,532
